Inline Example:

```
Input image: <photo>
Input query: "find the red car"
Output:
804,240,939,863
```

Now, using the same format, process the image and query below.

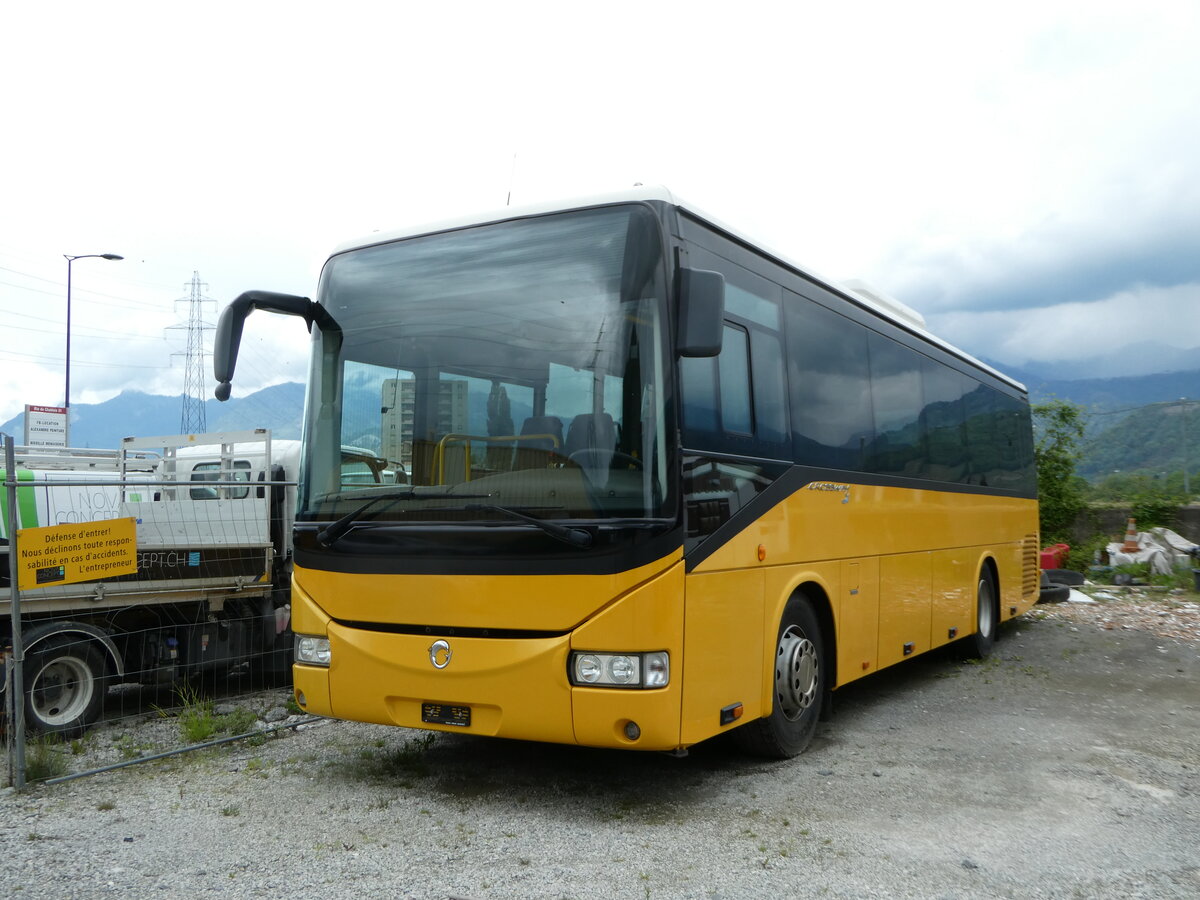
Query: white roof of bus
332,186,1024,392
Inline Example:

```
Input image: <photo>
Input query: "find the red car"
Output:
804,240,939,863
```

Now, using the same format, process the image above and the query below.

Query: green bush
1129,488,1184,529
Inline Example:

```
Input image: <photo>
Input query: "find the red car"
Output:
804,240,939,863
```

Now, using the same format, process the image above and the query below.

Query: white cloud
2,1,1199,425
927,282,1200,375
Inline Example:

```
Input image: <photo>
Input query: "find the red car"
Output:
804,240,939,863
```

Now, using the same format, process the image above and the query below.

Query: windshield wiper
463,504,593,549
316,489,490,547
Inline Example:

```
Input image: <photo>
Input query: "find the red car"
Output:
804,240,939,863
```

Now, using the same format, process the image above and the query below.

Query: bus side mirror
214,290,335,401
677,268,725,358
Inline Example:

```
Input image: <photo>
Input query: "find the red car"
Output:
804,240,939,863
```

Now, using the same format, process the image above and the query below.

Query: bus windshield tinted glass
299,204,672,524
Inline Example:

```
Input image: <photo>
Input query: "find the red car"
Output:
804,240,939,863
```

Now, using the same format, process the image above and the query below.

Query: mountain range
0,382,306,449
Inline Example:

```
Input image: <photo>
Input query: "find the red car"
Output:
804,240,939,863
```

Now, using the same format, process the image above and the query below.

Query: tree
1033,400,1088,543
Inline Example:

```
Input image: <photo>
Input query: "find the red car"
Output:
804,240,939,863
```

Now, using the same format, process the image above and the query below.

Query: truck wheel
24,637,107,738
735,596,826,759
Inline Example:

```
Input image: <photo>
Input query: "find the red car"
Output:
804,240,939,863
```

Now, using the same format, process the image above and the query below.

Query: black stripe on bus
682,458,1036,574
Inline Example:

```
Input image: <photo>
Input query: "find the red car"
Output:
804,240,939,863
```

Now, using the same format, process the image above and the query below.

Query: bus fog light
624,721,641,740
643,651,669,687
295,634,331,667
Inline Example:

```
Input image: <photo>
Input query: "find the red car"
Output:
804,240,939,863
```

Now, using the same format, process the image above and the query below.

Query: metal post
1183,399,1191,497
3,433,27,789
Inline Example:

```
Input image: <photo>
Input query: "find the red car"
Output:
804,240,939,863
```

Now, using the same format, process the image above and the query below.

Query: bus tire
957,570,998,660
735,596,825,759
23,636,107,738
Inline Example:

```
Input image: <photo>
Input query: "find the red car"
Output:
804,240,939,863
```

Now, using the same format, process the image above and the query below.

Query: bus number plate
422,702,470,727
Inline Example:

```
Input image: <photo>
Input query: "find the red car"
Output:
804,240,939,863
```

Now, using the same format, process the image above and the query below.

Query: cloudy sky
3,1,1199,426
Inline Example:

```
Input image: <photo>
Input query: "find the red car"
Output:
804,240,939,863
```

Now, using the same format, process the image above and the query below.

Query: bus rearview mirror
677,268,725,358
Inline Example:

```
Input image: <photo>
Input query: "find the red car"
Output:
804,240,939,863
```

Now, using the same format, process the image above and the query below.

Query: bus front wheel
735,597,826,759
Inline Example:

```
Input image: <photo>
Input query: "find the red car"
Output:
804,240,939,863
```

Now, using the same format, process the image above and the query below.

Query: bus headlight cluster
569,651,669,688
295,634,331,667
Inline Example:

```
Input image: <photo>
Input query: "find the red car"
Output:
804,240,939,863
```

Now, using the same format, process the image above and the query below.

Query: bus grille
1022,534,1039,597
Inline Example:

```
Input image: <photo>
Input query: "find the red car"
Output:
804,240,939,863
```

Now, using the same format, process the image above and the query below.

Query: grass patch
25,735,69,782
158,683,262,744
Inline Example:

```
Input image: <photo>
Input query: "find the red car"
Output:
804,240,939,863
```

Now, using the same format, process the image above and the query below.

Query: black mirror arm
213,290,337,401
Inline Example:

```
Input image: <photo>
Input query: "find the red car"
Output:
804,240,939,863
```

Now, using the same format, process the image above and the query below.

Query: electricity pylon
168,271,215,433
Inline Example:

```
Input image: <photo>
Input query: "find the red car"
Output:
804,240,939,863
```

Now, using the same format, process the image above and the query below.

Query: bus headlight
569,651,669,688
295,634,331,667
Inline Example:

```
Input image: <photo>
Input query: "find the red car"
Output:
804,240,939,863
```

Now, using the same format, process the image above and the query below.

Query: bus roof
332,186,1025,393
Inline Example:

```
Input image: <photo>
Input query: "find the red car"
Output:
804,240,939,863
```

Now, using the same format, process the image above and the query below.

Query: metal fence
3,432,299,788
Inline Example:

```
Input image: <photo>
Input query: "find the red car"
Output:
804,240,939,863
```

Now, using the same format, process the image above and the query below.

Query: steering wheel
567,449,643,470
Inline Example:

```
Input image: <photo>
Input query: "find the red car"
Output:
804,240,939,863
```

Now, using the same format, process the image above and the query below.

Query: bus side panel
679,568,765,746
878,553,933,669
836,557,880,687
929,548,974,649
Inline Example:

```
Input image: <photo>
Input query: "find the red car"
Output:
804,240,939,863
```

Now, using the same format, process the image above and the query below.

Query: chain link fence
3,431,298,788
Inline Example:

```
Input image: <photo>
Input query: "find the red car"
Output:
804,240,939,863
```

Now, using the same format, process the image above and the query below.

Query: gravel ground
3,590,1198,900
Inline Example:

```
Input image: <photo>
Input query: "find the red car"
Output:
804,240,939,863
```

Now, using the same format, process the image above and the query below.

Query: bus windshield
298,203,673,526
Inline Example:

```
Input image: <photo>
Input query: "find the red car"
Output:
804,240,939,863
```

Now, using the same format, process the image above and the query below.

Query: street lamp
64,252,123,445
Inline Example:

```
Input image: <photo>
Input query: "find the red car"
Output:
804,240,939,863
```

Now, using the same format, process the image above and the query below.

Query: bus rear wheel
956,570,998,660
24,637,107,739
735,597,826,759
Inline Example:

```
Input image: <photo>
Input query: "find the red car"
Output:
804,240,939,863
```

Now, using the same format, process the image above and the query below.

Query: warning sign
16,518,138,591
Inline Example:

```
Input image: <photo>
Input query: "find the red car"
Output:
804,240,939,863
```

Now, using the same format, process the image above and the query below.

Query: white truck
1,430,299,736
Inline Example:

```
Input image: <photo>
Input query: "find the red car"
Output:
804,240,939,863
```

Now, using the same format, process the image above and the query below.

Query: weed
159,683,263,744
114,734,151,760
223,707,259,735
25,736,69,782
221,805,240,817
165,683,219,743
97,801,116,812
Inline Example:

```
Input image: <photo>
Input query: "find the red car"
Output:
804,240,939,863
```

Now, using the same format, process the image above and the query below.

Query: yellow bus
213,187,1039,758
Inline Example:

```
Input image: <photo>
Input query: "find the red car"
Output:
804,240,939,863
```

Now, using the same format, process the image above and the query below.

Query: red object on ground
1040,543,1070,569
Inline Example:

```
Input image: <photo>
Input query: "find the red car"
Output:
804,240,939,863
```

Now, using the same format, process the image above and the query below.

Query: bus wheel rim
775,626,817,721
31,656,94,726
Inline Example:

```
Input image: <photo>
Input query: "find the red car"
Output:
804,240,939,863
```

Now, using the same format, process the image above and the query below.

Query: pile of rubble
1031,585,1200,646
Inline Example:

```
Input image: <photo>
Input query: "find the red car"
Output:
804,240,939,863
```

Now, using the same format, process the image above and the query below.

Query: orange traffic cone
1121,517,1139,552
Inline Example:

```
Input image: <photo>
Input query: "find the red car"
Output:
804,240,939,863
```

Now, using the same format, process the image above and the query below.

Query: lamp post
64,252,123,445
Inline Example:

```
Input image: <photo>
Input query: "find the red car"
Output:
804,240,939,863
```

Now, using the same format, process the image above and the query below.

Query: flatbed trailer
2,430,295,736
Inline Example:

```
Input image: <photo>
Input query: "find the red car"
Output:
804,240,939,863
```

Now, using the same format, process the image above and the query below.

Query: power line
0,348,168,370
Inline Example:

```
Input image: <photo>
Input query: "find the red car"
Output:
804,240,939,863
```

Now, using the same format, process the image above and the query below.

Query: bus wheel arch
735,583,832,759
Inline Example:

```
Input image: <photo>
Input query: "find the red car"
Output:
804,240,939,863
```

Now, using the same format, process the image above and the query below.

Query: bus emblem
429,639,453,669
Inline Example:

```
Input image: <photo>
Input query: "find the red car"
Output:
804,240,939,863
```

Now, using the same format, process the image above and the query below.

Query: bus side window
718,323,752,435
865,332,926,477
786,294,874,471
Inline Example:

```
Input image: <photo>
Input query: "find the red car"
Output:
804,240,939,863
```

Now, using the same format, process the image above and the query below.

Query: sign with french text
24,404,68,447
16,517,138,591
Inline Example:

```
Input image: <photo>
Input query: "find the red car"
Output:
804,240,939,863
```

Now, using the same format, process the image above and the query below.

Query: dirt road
3,595,1198,899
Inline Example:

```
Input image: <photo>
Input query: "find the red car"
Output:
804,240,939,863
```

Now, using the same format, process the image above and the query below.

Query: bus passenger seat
565,413,616,465
514,415,564,469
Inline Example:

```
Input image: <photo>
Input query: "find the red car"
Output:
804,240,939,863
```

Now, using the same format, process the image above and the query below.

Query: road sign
23,404,68,448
